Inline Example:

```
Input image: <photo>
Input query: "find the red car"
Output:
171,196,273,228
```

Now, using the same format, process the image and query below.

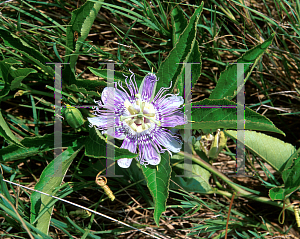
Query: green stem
214,190,294,213
212,174,225,190
178,151,249,195
177,151,294,213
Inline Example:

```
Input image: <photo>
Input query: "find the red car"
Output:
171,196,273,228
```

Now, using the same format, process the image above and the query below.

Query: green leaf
64,68,119,96
0,133,82,161
0,29,53,75
170,5,201,91
65,1,104,71
189,40,202,88
225,130,296,172
0,110,24,148
170,154,212,193
281,152,300,198
269,149,300,201
66,84,101,97
141,152,171,226
281,147,300,173
175,99,284,135
0,167,15,209
85,126,138,160
10,68,37,90
0,59,15,99
269,187,285,201
209,33,275,100
156,3,204,96
30,138,85,234
0,59,35,98
0,201,52,239
171,5,188,45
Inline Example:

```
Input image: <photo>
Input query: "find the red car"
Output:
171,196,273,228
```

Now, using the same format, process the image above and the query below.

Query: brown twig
225,192,236,239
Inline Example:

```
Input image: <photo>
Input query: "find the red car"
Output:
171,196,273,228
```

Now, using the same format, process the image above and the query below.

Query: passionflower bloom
88,70,187,168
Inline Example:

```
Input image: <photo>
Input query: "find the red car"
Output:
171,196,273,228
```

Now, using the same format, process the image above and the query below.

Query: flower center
120,95,160,133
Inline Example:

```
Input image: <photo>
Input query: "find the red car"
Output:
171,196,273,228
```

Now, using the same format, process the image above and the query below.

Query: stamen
144,113,155,117
141,102,145,113
143,115,161,126
128,106,138,115
142,120,146,130
125,119,134,126
120,115,138,121
135,94,143,114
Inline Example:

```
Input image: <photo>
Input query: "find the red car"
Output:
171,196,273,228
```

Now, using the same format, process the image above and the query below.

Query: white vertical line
176,63,199,177
236,63,246,176
47,63,68,177
105,63,122,177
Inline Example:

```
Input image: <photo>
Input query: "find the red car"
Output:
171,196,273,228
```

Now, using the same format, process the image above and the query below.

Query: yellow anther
128,106,138,115
143,115,161,126
141,102,145,113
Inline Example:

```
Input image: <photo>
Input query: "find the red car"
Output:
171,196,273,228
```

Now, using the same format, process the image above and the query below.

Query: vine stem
177,151,294,213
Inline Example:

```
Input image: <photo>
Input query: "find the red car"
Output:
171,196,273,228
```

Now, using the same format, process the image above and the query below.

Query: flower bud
208,130,227,159
64,105,84,129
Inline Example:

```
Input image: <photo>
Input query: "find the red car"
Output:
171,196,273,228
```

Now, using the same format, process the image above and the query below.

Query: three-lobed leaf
171,5,188,46
10,68,37,90
170,5,202,96
282,155,300,198
175,99,284,135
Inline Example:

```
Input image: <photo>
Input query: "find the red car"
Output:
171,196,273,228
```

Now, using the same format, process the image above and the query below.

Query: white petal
156,129,182,153
101,87,129,106
88,115,116,130
121,135,138,153
139,141,161,165
158,95,184,108
146,151,161,165
87,116,106,127
117,158,133,168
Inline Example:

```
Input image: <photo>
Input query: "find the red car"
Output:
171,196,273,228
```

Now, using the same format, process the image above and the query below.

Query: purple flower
88,70,187,168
